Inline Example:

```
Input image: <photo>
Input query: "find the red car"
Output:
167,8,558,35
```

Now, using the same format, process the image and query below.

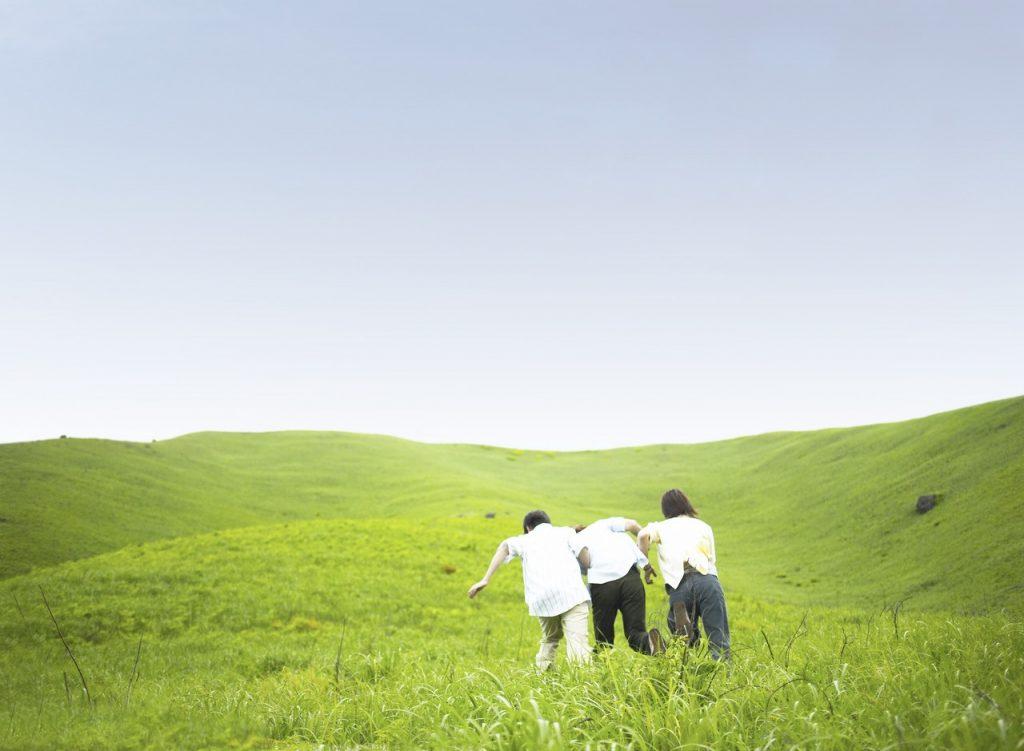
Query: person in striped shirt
468,510,593,670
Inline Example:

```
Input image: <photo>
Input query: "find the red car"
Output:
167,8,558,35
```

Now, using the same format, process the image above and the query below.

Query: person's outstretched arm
468,542,510,599
623,519,642,536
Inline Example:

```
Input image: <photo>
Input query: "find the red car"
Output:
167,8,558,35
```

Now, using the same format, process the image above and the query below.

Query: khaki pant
536,601,592,670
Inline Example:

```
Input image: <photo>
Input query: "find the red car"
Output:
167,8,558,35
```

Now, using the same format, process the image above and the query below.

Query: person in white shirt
639,488,731,661
468,510,593,670
575,517,665,655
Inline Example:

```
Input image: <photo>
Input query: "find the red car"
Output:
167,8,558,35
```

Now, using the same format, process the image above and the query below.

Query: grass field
2,518,1022,750
1,397,1023,748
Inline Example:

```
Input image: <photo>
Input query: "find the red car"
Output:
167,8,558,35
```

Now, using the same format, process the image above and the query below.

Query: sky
1,1,1021,450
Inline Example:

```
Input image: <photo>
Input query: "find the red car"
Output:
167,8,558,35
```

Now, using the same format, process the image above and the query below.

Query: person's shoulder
606,516,627,531
582,517,617,534
533,523,571,538
664,516,694,532
681,516,713,535
504,532,529,553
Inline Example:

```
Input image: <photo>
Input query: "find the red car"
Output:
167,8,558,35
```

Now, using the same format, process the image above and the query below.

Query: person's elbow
623,519,641,536
577,546,591,571
637,529,652,552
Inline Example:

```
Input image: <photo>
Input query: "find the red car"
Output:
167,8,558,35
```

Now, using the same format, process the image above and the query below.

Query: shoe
648,628,665,655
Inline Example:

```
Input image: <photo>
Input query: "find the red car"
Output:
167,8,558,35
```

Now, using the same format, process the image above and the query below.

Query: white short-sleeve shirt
641,515,718,589
576,517,649,585
504,523,591,617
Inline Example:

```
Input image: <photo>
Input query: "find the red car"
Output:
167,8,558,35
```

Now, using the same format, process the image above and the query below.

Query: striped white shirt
504,523,591,617
576,517,649,585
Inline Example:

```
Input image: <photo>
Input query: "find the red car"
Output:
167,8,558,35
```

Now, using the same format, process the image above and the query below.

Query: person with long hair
638,488,730,660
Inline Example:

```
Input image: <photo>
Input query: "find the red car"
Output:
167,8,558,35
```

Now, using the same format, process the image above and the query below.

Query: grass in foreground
2,517,1022,749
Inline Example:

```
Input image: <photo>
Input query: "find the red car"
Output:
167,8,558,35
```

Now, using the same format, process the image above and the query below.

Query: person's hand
468,579,489,599
643,565,657,585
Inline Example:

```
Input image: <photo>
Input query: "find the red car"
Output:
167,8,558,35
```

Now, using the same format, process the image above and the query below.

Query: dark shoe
648,628,665,655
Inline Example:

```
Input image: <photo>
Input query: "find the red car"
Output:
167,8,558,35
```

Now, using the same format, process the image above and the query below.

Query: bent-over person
639,489,731,661
468,510,593,670
576,516,664,654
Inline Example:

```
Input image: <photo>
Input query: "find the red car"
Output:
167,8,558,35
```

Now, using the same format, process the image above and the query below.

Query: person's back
506,522,590,617
639,488,729,661
468,510,593,669
576,517,646,585
576,516,662,654
645,514,717,587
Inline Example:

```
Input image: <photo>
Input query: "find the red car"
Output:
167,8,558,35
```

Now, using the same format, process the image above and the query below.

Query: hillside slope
0,516,1020,750
1,396,1022,611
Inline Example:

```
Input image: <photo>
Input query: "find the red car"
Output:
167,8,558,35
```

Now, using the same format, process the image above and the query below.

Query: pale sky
1,1,1021,449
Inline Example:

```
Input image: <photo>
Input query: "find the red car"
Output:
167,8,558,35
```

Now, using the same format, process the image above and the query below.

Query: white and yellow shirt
642,516,718,589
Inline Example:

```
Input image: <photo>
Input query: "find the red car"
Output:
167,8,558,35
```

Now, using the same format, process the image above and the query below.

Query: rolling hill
2,395,1022,611
2,396,1023,750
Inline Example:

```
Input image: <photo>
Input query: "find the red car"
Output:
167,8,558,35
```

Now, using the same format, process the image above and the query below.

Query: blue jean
666,572,731,661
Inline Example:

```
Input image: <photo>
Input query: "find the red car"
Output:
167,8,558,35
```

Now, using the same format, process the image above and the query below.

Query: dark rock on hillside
916,494,941,514
485,512,496,519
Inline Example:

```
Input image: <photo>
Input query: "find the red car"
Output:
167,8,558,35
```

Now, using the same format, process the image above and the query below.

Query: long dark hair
661,488,699,518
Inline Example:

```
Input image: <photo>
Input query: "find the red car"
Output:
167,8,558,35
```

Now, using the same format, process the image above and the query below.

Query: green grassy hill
2,397,1023,750
3,396,1022,612
1,516,1021,750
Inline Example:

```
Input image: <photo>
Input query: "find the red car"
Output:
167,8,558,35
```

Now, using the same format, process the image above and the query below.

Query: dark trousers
590,567,648,652
666,572,731,661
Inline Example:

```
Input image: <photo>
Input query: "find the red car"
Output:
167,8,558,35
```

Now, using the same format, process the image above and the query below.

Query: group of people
467,488,731,668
